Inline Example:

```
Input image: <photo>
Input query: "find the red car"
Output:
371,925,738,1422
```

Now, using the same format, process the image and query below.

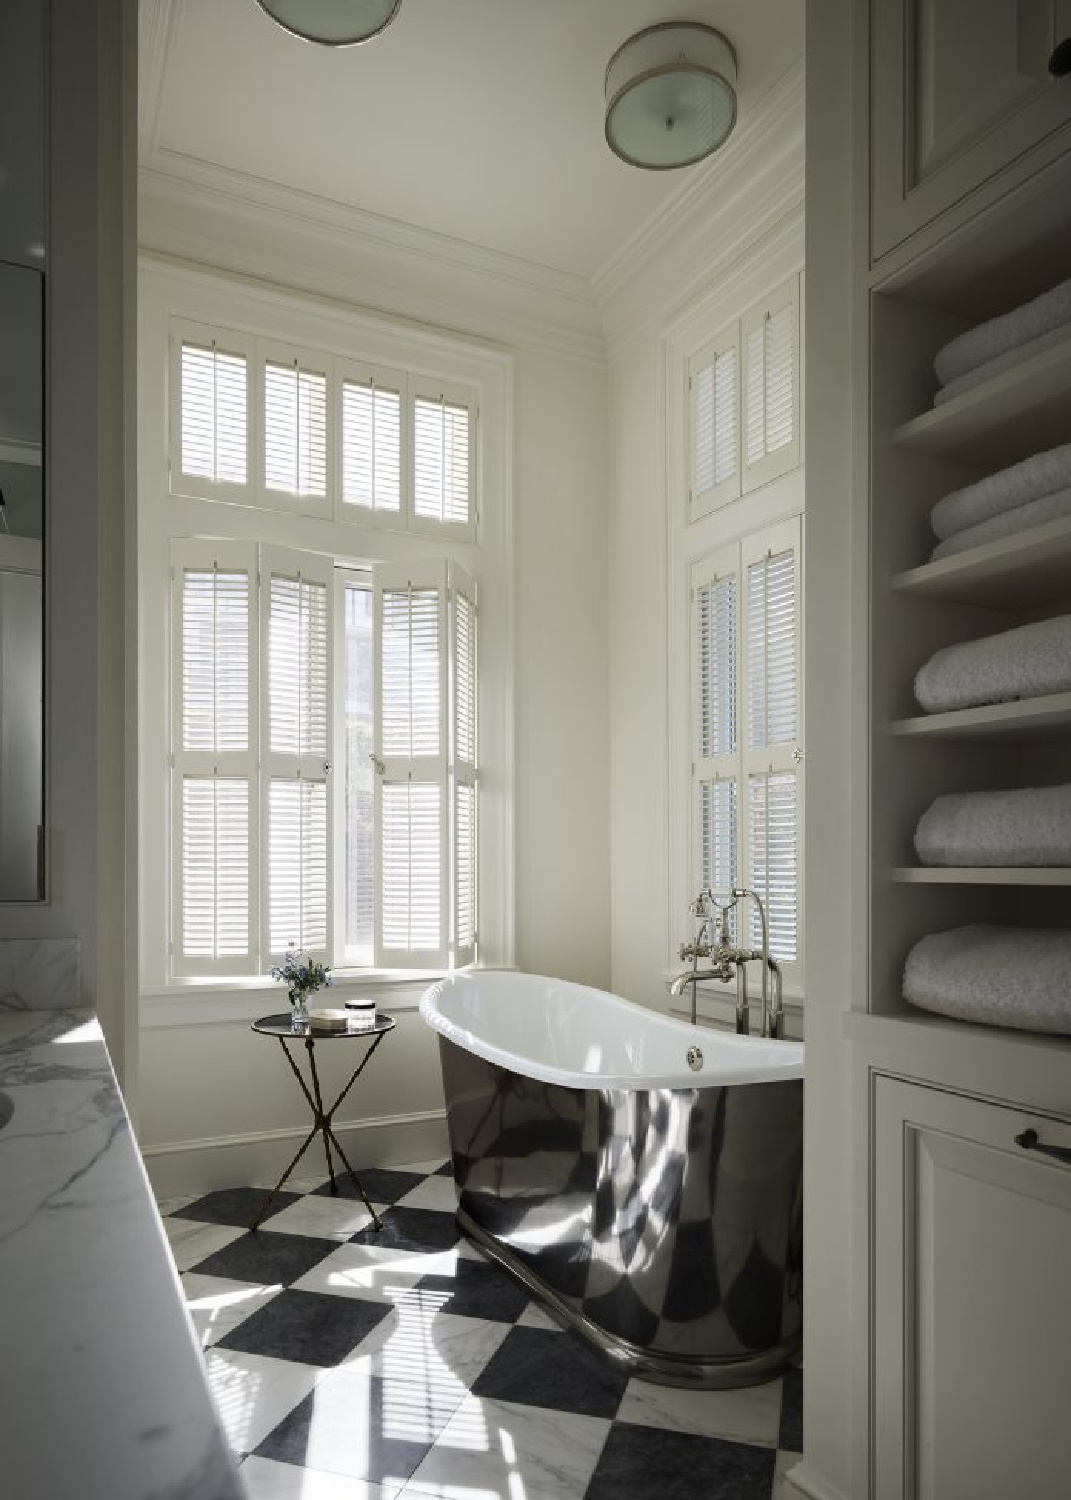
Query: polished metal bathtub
421,971,803,1388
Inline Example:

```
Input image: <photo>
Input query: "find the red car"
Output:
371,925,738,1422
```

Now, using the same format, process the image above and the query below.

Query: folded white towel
915,784,1071,866
931,443,1071,540
931,486,1071,560
914,615,1071,713
934,275,1071,386
934,322,1071,406
904,925,1071,1034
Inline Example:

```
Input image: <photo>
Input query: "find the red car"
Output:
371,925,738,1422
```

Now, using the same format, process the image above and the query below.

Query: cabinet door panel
874,1077,1071,1500
872,0,1071,259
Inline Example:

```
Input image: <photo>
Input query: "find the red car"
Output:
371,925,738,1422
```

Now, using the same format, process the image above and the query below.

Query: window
171,542,477,976
690,516,802,981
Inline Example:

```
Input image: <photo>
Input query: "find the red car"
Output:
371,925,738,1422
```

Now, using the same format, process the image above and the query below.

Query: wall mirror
0,262,44,900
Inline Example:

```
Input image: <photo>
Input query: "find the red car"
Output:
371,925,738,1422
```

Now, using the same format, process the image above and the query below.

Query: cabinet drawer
873,1075,1071,1500
871,0,1071,261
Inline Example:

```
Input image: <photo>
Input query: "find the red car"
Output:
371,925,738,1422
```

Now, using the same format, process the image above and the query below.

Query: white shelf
890,515,1071,609
891,866,1071,885
891,330,1071,467
890,691,1071,742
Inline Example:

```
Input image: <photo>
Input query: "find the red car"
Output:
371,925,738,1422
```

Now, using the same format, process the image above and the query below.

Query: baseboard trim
140,1109,450,1198
781,1459,852,1500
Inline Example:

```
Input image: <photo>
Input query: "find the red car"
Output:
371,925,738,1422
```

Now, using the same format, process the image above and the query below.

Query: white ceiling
142,0,804,281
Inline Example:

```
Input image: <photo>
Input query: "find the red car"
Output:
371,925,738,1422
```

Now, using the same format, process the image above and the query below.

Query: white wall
134,208,609,1190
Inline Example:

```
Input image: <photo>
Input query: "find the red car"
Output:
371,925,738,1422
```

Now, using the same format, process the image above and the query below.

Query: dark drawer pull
1050,38,1071,77
1014,1127,1071,1165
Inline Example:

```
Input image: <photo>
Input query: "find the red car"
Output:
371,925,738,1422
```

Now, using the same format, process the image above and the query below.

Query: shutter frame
690,542,741,916
688,322,742,522
170,537,259,974
741,276,801,494
255,340,333,518
450,562,478,968
408,376,478,543
169,318,253,504
260,545,335,964
374,559,450,968
337,357,408,527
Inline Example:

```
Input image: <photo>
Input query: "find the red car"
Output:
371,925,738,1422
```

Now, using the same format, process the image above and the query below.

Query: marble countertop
0,1007,243,1499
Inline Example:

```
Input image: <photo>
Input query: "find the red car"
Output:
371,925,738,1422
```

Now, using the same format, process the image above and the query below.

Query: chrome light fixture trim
605,22,738,171
254,0,402,48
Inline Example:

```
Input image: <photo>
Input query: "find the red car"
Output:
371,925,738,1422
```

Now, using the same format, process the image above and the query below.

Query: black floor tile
350,1204,461,1253
255,1376,434,1486
585,1423,776,1499
434,1160,454,1176
408,1256,528,1323
472,1325,628,1419
216,1287,391,1366
779,1363,803,1453
312,1166,425,1204
190,1229,338,1287
178,1186,302,1228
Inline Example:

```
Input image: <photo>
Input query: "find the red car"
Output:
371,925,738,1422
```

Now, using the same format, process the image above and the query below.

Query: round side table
249,1011,396,1232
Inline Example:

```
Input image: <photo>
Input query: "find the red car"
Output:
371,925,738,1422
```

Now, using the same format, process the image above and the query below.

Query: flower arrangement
271,947,331,1027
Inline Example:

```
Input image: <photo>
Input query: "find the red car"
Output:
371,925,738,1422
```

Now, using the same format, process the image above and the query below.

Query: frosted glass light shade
255,0,401,46
605,23,737,170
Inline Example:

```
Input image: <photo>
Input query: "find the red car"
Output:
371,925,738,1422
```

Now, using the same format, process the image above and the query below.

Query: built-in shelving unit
890,692,1071,743
891,867,1071,886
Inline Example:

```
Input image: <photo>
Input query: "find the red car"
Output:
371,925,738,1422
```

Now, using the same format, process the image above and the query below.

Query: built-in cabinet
852,1,1071,1494
872,1077,1071,1500
871,0,1071,259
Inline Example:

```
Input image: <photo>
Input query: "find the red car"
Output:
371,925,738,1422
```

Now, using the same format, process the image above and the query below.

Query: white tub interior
421,969,804,1089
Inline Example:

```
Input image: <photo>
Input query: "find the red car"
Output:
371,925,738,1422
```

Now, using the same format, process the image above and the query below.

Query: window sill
140,969,448,1029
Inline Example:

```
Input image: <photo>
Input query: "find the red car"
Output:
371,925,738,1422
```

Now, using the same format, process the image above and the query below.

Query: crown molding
594,62,805,357
138,149,606,365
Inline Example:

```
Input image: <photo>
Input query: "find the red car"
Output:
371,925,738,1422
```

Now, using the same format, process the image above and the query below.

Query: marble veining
0,936,80,1010
0,1007,242,1500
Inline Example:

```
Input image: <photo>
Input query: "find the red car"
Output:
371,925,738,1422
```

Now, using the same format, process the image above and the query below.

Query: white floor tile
514,1302,564,1333
163,1217,246,1273
293,1242,460,1306
402,1159,451,1176
240,1455,400,1500
342,1307,511,1395
263,1194,381,1242
205,1349,322,1455
181,1272,283,1348
395,1176,459,1214
404,1395,609,1500
155,1192,198,1218
616,1374,783,1448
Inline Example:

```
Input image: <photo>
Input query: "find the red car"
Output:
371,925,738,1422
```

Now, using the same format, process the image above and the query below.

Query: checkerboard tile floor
159,1161,803,1499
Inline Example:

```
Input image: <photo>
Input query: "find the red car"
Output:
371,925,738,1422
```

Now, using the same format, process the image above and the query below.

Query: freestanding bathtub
420,970,804,1388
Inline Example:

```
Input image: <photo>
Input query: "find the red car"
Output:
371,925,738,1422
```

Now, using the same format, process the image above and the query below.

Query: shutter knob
369,753,385,776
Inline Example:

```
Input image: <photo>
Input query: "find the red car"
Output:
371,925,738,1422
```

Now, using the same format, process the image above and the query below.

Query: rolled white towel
904,926,1071,1034
915,784,1071,866
934,322,1071,406
934,274,1071,387
930,443,1071,541
931,486,1071,561
914,615,1071,713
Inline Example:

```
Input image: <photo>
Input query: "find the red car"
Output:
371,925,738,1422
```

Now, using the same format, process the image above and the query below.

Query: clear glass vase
290,992,309,1031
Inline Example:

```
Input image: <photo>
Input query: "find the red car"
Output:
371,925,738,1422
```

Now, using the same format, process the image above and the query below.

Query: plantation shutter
689,325,740,520
171,321,252,501
741,517,802,972
451,565,478,967
261,546,334,962
171,539,257,973
374,561,450,967
742,277,800,492
259,345,331,513
410,379,477,540
691,544,740,926
340,361,404,518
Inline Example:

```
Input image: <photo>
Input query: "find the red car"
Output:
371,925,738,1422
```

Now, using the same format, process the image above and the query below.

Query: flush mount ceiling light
605,23,737,170
254,0,401,46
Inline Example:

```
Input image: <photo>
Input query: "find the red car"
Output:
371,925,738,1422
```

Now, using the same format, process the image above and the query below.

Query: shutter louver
691,547,741,924
181,777,251,959
745,324,766,466
381,586,441,759
696,574,736,760
342,378,402,515
455,780,477,955
180,340,248,487
414,395,471,527
264,359,328,499
742,279,800,490
381,781,442,953
269,574,328,757
696,777,738,906
748,770,798,960
181,568,249,754
268,777,328,954
694,347,738,493
747,549,797,750
764,306,795,455
342,581,374,960
451,570,478,966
